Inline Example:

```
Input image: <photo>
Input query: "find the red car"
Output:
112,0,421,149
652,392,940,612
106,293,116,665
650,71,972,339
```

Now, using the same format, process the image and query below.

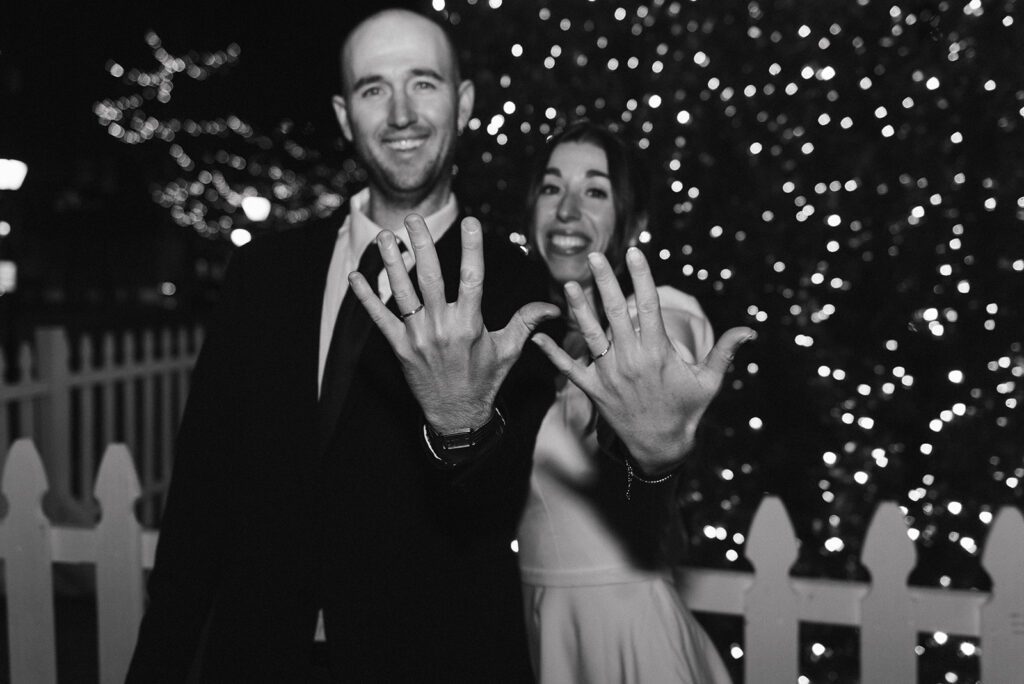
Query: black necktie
316,242,387,454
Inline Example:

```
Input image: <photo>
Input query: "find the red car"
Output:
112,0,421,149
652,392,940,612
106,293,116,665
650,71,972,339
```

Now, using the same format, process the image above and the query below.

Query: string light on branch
97,34,355,239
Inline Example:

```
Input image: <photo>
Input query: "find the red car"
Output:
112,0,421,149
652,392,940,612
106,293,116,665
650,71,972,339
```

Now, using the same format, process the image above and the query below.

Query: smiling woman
531,141,616,285
517,120,737,683
525,121,648,297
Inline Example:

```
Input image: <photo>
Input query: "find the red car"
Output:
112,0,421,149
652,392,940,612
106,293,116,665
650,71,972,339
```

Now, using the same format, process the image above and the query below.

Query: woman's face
532,141,616,286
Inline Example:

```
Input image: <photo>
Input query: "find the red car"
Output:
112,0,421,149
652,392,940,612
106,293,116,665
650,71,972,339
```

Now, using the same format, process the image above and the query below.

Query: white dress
517,286,733,684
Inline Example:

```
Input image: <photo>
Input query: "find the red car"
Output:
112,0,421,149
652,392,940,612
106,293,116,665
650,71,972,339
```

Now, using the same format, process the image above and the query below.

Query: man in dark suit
127,8,558,682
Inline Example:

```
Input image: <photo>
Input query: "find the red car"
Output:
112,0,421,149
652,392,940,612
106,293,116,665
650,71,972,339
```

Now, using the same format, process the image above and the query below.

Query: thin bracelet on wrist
595,417,685,500
623,455,680,501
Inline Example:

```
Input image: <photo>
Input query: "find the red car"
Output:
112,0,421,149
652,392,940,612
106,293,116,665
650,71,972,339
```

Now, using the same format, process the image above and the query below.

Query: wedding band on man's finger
399,303,424,321
590,340,612,363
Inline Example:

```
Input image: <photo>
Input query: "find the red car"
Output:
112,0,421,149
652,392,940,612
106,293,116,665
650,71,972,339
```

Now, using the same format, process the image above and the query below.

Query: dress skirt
522,578,733,684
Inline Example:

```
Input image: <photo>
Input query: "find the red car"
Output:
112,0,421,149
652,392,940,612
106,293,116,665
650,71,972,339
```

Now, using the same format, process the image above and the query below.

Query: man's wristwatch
423,408,506,468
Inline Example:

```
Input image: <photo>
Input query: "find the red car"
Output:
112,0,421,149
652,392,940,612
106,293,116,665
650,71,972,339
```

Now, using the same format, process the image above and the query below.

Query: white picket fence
1,440,1022,683
0,326,200,526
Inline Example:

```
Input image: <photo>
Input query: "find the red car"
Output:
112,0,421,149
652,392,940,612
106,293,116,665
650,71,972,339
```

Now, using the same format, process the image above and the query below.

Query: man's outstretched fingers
404,213,447,312
457,217,486,317
377,230,420,318
349,272,404,344
498,302,561,359
702,327,757,377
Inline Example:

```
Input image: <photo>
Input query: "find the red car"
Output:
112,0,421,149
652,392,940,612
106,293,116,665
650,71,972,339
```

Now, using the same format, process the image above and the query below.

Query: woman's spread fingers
531,333,595,394
564,281,612,361
702,326,758,377
587,252,633,345
626,248,667,341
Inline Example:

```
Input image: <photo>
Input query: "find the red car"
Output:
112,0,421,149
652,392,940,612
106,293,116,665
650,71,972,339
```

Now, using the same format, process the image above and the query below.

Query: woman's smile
545,230,593,256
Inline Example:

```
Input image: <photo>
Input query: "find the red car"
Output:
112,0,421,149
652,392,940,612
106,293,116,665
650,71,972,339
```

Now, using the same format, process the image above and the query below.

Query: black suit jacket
127,212,556,683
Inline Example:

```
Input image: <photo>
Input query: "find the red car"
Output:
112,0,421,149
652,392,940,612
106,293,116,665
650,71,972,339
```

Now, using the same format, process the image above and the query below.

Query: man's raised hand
349,214,559,434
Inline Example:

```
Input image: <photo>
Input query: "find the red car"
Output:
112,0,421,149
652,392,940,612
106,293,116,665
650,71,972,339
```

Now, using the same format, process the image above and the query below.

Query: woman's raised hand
531,247,756,476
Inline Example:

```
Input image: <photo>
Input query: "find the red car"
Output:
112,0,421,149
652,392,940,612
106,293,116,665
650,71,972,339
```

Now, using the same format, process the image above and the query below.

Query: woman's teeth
549,234,590,253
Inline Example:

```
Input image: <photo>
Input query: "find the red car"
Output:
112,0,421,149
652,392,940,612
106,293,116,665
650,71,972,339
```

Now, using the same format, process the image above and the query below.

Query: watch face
441,435,476,450
432,410,504,452
440,425,482,450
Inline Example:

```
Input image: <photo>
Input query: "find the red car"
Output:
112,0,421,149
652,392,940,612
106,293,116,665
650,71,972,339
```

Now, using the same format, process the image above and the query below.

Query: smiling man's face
334,11,473,210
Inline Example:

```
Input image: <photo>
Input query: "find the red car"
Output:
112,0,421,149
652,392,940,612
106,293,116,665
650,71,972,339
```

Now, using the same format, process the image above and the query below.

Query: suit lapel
315,283,379,456
299,215,347,439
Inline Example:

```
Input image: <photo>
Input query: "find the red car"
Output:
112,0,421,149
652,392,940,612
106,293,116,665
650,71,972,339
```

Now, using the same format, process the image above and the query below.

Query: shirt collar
347,187,459,258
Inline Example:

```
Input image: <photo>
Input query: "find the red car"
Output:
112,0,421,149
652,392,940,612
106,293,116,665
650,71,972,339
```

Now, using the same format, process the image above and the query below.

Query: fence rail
2,440,1022,683
0,326,200,526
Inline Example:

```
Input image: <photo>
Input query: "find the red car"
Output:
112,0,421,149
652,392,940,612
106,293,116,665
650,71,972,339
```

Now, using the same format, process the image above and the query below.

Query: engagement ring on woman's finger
400,303,424,321
590,341,612,362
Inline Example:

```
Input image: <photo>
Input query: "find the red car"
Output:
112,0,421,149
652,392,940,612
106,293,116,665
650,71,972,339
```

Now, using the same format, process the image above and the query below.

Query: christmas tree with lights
431,0,1023,573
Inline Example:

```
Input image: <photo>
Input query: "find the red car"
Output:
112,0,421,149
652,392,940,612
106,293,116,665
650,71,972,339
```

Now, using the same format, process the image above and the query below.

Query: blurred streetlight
0,260,15,294
230,228,253,247
0,159,28,191
235,194,269,247
1,159,26,362
241,195,271,222
0,159,26,295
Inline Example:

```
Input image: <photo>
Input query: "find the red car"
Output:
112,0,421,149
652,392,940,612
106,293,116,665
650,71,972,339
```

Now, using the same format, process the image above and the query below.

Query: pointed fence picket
861,502,920,683
94,444,145,684
980,506,1024,684
0,440,57,684
0,326,201,527
0,439,158,684
743,497,800,680
1,439,1023,683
